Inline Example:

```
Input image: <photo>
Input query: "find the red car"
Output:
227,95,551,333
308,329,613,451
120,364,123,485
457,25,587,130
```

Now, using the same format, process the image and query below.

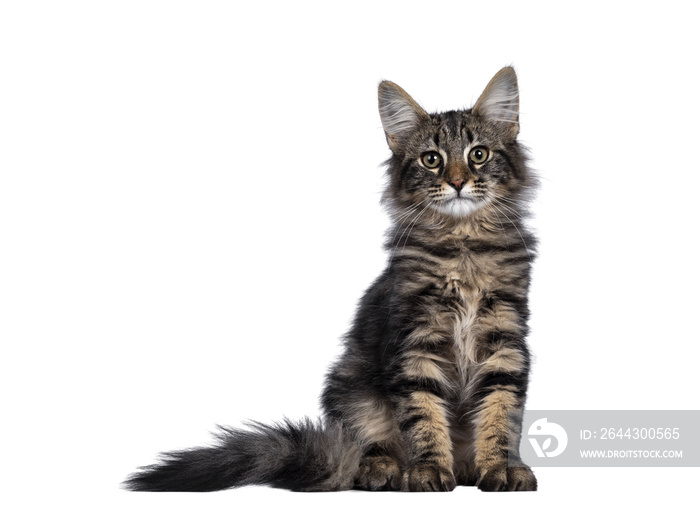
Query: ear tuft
473,67,520,139
378,81,428,152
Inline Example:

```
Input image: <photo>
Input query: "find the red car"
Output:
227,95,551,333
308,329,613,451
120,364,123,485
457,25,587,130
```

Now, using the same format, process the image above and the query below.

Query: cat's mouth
434,193,483,217
445,192,479,203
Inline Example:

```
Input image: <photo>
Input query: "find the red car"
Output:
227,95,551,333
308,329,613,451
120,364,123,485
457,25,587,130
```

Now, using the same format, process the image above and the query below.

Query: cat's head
378,67,534,223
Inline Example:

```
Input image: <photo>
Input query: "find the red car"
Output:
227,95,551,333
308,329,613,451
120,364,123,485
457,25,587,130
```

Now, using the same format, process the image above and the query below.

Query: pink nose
449,179,465,191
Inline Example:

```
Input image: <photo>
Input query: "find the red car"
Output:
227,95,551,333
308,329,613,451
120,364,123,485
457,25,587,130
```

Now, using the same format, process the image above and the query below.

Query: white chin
436,197,481,218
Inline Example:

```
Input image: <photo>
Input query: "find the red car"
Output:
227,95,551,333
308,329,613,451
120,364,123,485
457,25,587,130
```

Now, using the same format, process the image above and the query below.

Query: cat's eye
421,151,442,169
469,146,489,164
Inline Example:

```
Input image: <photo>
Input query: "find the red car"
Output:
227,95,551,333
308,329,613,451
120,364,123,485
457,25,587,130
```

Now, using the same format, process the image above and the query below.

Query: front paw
403,463,456,492
477,463,537,492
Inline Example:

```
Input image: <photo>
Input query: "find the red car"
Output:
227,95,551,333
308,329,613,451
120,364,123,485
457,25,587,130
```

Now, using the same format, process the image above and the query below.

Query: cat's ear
473,67,520,139
378,81,429,153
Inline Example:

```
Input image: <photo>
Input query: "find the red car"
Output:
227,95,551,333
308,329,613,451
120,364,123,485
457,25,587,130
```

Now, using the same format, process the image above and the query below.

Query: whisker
484,200,510,251
480,193,531,259
389,198,429,245
491,193,524,208
490,195,524,220
393,198,427,222
401,203,431,250
492,202,523,220
494,205,531,260
388,200,432,264
390,207,421,246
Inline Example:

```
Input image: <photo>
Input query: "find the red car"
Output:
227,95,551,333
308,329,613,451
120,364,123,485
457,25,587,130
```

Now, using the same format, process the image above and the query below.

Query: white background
1,1,698,523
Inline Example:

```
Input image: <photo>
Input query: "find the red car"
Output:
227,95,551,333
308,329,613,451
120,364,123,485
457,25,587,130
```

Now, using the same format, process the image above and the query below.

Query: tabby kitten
126,67,538,492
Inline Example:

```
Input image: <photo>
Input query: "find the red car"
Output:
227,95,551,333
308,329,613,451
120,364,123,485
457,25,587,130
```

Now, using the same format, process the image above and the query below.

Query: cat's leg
389,343,457,492
322,380,404,491
471,392,536,491
395,389,455,491
345,396,404,491
467,296,537,491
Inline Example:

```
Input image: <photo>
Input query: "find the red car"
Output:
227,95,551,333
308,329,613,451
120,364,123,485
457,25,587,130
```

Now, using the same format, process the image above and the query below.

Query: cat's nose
448,179,466,191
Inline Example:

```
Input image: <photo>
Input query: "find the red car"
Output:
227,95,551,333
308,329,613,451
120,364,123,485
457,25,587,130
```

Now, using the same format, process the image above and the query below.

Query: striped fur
125,67,538,493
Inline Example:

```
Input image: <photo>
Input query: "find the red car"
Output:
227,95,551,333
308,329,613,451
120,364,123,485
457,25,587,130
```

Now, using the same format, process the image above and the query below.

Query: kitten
125,67,538,492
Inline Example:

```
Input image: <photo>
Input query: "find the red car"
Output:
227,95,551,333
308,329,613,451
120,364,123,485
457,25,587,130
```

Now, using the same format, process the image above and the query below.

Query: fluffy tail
123,418,362,492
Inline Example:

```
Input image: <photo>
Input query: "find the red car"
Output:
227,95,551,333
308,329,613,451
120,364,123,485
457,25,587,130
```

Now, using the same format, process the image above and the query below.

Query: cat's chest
433,254,493,371
436,249,495,301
